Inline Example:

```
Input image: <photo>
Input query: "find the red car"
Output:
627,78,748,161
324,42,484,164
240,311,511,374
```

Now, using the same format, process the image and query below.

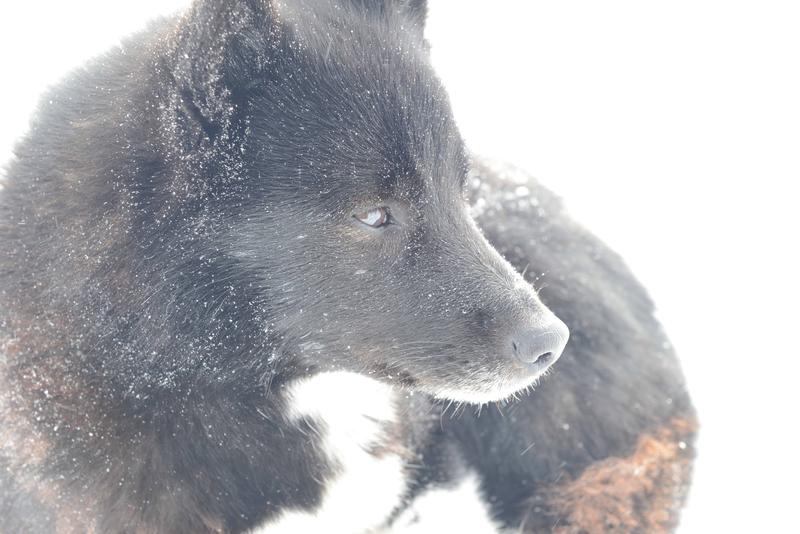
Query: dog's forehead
314,37,466,191
248,1,467,198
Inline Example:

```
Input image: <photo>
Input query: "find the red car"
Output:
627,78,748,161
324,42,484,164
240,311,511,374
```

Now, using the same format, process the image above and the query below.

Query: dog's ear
386,0,428,33
352,0,428,35
161,0,277,147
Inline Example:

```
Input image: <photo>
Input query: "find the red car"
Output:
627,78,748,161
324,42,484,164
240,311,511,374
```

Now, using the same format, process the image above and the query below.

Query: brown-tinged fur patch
521,416,698,533
1,324,103,533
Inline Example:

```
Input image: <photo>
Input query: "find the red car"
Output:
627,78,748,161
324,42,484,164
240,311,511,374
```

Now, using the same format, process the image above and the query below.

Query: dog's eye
354,207,390,228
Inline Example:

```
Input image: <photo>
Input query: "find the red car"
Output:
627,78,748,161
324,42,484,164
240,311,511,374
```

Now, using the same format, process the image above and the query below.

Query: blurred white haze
1,1,798,532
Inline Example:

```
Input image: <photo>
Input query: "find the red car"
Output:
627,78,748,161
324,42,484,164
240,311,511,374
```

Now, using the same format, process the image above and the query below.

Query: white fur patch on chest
389,473,501,533
252,371,408,533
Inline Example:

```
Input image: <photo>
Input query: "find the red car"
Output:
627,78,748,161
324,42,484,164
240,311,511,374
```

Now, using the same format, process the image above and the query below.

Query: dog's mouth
348,333,566,406
429,363,554,405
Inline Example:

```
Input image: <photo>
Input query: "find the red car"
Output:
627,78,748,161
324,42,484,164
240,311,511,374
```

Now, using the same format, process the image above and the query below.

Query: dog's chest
253,371,411,533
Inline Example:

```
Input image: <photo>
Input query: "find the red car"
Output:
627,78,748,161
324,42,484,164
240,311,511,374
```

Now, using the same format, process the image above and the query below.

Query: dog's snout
510,317,569,370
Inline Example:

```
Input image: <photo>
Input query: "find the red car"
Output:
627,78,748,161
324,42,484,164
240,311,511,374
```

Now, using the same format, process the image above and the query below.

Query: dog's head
164,0,568,404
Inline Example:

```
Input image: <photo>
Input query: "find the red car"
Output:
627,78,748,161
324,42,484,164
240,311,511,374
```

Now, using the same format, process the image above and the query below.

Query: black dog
0,1,696,532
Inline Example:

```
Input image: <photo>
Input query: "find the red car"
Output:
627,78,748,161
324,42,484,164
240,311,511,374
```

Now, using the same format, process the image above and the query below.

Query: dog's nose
511,318,570,370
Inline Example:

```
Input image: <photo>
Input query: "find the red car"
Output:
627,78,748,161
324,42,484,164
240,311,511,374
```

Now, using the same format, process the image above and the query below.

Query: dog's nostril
510,319,569,369
534,351,553,366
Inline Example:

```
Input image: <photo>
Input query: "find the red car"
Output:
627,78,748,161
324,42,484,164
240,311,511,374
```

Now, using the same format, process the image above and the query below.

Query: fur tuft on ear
347,0,428,33
161,0,277,147
396,0,428,30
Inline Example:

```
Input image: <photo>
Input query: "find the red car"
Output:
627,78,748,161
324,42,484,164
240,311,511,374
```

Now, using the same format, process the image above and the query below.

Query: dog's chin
429,369,550,406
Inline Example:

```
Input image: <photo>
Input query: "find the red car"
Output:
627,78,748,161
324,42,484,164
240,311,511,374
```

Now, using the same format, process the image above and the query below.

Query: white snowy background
1,1,798,532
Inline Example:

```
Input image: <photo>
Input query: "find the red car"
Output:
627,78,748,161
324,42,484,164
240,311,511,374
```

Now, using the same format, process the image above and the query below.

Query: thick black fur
0,1,695,532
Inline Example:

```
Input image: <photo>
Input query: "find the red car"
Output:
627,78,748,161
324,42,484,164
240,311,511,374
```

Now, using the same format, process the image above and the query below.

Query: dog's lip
427,362,556,405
